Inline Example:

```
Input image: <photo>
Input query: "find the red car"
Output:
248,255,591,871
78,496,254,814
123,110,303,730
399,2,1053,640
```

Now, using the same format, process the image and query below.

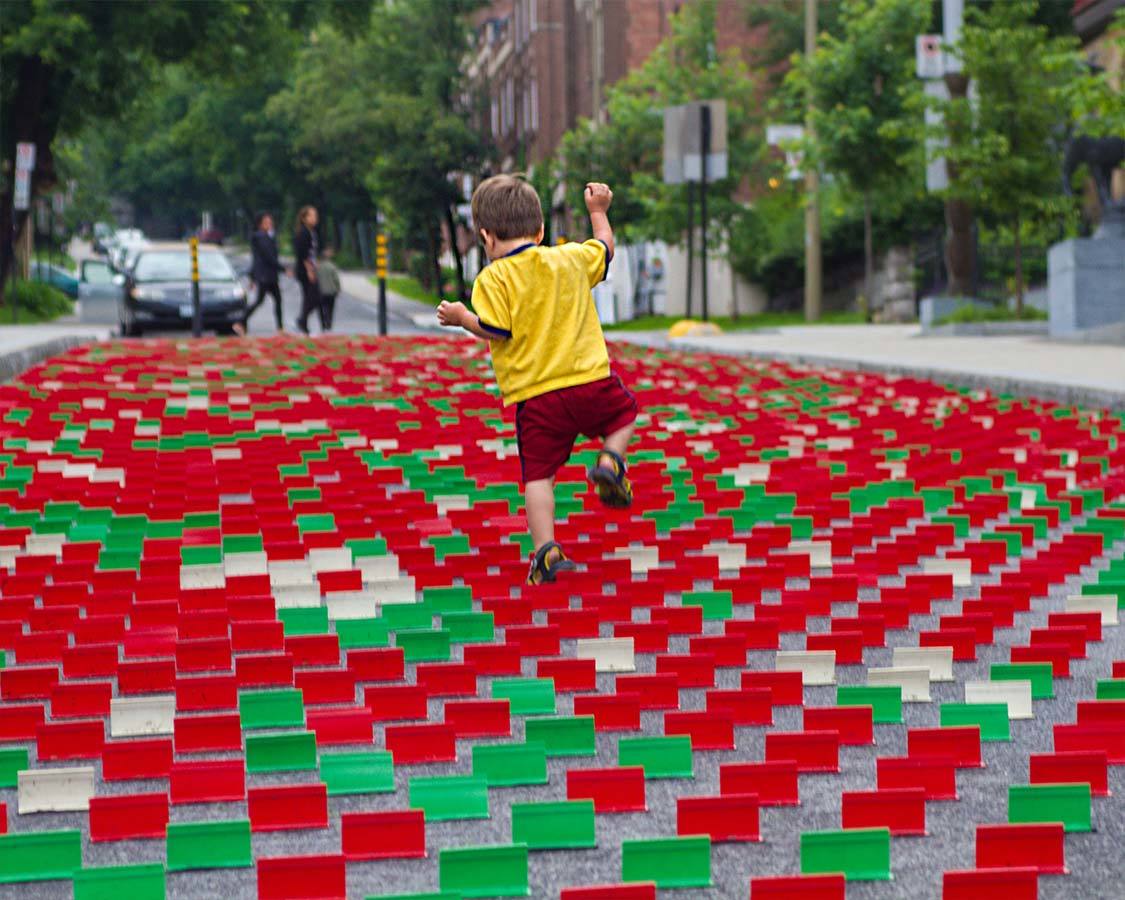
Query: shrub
937,303,1046,325
4,280,74,321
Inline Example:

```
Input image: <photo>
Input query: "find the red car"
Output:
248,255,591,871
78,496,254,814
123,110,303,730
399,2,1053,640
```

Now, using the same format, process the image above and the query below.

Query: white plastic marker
576,637,636,673
110,695,176,737
613,546,660,575
776,649,836,686
923,558,972,586
18,766,96,813
867,666,932,702
966,680,1033,720
788,540,833,569
1065,593,1118,626
893,646,955,682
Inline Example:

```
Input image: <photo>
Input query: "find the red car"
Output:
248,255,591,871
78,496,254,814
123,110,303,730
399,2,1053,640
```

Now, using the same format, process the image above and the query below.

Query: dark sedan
120,244,247,336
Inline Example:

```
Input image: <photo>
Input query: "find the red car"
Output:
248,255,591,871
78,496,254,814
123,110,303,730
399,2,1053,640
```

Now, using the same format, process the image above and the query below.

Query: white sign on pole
664,101,729,185
916,35,944,79
15,142,36,172
13,169,31,211
663,104,688,185
682,99,729,182
924,80,950,192
766,124,805,181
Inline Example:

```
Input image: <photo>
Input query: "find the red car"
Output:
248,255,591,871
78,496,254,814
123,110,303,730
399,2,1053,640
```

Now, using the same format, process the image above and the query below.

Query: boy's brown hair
471,174,543,240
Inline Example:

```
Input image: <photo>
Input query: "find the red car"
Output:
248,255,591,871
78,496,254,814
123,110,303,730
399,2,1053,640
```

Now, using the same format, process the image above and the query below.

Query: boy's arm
437,301,509,342
585,182,615,261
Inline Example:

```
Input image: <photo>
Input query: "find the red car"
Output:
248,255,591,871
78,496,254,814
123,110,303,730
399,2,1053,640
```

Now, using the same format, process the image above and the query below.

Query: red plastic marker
942,867,1038,900
842,787,926,836
560,883,656,900
567,766,646,813
256,853,346,900
341,809,425,860
89,792,169,842
877,755,957,801
677,792,760,842
384,723,456,764
765,730,839,773
804,705,873,746
170,759,246,804
248,783,329,832
976,822,1066,874
907,725,983,768
750,873,846,899
720,760,799,806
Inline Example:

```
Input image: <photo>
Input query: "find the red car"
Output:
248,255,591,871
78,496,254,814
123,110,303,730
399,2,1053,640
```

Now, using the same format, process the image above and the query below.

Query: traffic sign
916,35,943,79
15,142,36,172
13,170,31,211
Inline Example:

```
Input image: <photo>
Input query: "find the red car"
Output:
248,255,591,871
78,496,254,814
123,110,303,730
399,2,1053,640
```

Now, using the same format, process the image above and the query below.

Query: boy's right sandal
527,541,578,586
588,449,633,509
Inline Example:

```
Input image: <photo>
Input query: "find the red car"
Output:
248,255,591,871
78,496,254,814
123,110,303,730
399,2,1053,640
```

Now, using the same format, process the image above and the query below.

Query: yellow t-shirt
471,239,612,405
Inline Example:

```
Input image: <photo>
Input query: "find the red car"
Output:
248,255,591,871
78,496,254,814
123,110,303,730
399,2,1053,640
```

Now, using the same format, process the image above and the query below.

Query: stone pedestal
1048,237,1125,337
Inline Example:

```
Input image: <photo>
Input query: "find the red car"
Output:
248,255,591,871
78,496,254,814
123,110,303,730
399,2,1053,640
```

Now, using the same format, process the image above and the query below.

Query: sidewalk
338,271,449,333
0,323,112,381
609,324,1125,409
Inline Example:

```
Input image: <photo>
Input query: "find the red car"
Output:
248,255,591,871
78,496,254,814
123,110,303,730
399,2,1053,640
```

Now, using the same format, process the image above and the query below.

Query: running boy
437,175,638,585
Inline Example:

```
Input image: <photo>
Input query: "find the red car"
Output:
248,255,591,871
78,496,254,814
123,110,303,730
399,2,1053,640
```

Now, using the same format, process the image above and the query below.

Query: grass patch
3,280,75,322
378,275,443,307
604,310,866,332
937,303,1047,325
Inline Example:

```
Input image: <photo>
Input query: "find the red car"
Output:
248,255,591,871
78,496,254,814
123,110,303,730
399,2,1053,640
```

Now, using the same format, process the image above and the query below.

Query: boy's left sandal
588,449,633,509
527,541,577,586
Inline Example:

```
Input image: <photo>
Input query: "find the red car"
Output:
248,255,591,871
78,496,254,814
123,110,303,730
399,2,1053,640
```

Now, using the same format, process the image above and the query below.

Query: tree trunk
444,205,467,303
863,190,874,322
428,223,443,302
2,57,59,304
1013,213,1024,315
942,72,977,297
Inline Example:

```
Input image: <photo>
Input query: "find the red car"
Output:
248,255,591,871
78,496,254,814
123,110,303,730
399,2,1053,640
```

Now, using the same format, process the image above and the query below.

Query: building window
530,78,539,131
491,98,499,137
529,0,537,34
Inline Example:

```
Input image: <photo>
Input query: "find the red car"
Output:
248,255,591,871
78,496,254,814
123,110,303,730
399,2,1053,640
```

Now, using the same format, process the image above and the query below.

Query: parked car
119,243,247,336
29,261,79,299
77,258,122,311
197,227,224,245
92,222,114,254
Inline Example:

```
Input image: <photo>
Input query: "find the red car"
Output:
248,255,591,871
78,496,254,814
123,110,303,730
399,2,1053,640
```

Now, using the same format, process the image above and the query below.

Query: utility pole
941,0,975,297
375,231,388,337
700,103,711,322
189,236,202,337
804,0,822,321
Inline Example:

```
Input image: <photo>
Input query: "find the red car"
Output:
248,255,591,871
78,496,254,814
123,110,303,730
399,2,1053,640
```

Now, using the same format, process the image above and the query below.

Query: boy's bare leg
525,478,557,552
600,421,635,468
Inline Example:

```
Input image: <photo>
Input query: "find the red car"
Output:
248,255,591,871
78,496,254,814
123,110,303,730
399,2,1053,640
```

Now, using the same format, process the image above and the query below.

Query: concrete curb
663,338,1125,411
0,333,108,383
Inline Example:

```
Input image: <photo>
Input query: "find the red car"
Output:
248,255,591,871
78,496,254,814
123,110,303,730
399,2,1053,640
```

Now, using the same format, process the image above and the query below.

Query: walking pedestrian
238,212,286,334
317,245,341,332
293,205,320,334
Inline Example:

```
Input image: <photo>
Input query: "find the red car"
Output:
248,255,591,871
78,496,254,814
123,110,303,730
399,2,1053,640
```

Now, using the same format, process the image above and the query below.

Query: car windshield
134,251,234,282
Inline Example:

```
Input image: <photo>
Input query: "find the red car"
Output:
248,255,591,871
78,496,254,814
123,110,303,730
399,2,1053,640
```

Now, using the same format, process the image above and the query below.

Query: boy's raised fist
584,183,613,213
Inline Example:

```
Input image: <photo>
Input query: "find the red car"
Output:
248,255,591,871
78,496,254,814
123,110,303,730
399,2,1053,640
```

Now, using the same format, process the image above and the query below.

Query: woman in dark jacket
241,212,286,332
293,205,321,335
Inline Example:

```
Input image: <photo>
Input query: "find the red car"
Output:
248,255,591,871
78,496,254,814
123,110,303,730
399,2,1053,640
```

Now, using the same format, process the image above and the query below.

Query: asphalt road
75,244,434,338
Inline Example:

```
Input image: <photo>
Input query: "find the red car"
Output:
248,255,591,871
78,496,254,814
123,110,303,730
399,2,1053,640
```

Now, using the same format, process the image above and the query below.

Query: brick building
464,0,762,171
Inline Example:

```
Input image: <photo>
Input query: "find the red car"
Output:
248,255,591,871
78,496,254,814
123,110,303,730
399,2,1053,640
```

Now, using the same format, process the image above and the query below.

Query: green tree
360,0,484,300
789,0,930,314
555,0,765,260
936,0,1085,310
0,0,368,294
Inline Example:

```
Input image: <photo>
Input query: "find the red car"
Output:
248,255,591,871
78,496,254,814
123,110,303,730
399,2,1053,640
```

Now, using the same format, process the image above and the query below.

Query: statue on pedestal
1062,133,1125,239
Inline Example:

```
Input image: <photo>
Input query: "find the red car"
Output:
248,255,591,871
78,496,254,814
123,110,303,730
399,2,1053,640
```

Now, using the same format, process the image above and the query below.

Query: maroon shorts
515,375,638,483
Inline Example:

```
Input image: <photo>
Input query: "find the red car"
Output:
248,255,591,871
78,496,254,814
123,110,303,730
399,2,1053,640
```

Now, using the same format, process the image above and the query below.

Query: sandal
526,541,577,586
588,449,633,509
